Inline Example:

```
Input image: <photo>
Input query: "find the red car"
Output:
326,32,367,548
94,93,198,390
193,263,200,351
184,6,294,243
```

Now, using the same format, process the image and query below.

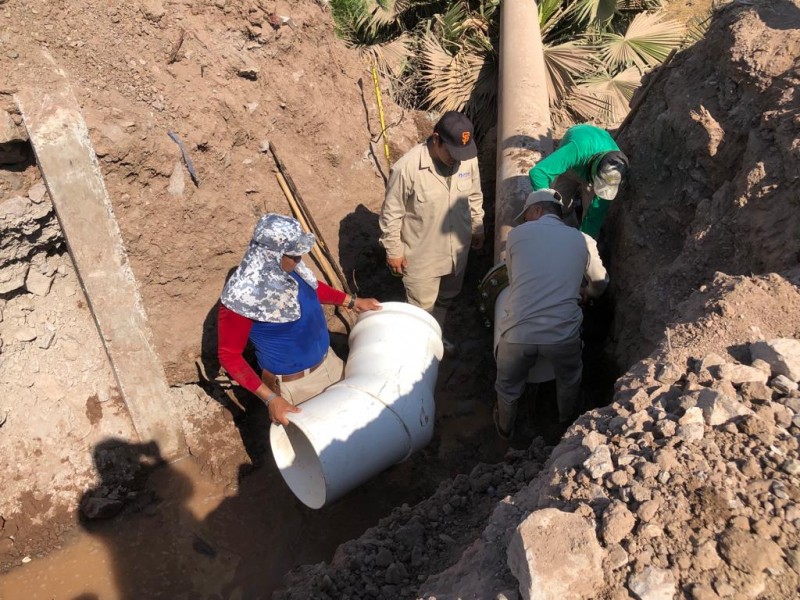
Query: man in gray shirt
494,189,609,439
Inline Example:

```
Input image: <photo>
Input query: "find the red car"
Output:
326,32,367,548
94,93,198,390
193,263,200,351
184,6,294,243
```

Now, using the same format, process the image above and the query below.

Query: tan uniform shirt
499,214,608,344
379,142,484,278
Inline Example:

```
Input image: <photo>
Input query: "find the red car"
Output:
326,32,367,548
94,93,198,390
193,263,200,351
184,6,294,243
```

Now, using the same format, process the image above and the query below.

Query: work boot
493,399,518,441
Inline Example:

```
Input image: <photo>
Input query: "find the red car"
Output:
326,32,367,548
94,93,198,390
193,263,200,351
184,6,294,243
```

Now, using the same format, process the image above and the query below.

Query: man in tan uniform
379,111,484,352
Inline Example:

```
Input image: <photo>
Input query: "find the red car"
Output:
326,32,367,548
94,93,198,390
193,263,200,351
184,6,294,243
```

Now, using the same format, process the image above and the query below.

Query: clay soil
2,0,800,599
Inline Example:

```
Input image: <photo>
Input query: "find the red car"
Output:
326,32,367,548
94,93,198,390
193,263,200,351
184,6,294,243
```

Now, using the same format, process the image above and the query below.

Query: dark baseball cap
434,111,478,162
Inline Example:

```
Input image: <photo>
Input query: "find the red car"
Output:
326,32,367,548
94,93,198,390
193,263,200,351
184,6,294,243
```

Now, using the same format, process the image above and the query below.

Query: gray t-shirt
499,214,608,344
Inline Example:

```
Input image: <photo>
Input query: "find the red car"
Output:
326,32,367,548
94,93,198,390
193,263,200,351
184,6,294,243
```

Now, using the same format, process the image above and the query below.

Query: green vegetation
330,1,704,133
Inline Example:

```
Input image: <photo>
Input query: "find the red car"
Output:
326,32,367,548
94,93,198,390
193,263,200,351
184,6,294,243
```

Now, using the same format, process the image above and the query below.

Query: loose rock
507,509,603,600
750,338,800,380
583,445,613,480
627,566,675,600
601,501,636,545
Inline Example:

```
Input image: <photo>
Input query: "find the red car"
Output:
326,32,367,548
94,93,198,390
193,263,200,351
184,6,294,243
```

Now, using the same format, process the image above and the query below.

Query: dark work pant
494,335,582,422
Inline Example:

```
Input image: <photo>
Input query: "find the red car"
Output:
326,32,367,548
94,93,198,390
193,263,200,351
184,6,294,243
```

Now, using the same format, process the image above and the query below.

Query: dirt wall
607,0,800,367
1,0,421,384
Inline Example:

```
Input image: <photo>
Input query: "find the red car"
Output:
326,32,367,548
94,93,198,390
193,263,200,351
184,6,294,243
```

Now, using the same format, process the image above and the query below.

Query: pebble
237,66,260,80
584,444,614,480
374,547,393,568
384,562,407,585
610,470,628,487
694,540,721,571
677,407,705,441
14,327,37,342
601,501,636,545
637,499,660,523
607,543,629,570
581,430,607,451
771,374,798,394
627,566,675,600
771,480,788,499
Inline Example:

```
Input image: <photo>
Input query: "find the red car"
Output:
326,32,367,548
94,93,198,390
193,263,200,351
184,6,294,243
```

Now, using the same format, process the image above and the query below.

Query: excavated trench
0,128,621,599
4,1,799,597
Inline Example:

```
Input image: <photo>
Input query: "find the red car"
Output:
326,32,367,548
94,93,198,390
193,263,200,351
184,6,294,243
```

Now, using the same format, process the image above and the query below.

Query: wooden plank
16,72,186,459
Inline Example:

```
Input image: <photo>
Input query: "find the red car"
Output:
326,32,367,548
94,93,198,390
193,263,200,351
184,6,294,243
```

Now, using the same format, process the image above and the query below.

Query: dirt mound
608,0,800,367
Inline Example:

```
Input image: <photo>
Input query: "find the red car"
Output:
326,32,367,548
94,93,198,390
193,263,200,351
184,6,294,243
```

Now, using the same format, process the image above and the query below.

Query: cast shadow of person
337,203,406,302
75,438,225,600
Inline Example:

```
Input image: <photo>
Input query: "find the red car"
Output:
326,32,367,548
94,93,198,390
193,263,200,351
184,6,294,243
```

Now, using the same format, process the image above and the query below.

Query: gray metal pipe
494,0,553,262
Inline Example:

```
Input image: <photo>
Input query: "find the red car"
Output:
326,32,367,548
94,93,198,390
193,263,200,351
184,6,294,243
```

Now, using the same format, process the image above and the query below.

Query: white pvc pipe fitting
270,302,443,509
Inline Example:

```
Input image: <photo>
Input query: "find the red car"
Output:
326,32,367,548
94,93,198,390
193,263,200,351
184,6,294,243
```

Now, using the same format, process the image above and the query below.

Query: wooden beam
16,68,186,459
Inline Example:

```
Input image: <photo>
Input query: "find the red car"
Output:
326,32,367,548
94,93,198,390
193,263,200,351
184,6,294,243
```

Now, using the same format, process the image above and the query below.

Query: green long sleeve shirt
529,124,620,239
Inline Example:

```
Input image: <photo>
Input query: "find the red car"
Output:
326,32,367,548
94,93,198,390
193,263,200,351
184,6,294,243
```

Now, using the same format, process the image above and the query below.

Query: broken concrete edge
14,59,186,459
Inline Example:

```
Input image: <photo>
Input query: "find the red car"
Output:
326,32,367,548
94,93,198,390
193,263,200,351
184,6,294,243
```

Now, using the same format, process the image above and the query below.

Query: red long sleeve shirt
217,282,347,393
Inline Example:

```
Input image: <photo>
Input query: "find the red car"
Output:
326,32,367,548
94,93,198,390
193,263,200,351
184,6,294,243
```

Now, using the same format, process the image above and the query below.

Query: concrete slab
16,69,186,459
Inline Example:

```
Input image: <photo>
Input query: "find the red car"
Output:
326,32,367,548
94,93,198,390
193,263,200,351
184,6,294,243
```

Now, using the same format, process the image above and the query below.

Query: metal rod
268,142,353,295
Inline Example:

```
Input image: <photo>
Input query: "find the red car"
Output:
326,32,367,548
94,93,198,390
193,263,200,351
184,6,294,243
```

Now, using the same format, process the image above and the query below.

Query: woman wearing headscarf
217,214,381,426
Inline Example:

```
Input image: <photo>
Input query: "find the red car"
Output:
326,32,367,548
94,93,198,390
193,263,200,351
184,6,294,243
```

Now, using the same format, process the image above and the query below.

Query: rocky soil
0,0,427,572
278,273,800,599
0,0,423,384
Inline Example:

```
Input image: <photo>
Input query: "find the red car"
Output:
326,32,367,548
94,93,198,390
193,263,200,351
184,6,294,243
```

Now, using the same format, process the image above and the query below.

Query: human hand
269,395,301,426
353,297,382,313
471,232,485,250
386,256,407,276
579,287,590,306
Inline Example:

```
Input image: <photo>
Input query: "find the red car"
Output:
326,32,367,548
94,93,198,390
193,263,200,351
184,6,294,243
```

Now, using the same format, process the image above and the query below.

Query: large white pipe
270,302,443,509
491,0,555,382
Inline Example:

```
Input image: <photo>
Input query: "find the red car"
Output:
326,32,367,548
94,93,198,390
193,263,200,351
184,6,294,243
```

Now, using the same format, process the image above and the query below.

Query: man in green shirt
528,124,629,239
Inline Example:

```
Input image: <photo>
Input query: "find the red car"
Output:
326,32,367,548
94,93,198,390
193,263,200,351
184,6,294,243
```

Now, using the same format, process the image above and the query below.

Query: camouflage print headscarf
220,213,318,323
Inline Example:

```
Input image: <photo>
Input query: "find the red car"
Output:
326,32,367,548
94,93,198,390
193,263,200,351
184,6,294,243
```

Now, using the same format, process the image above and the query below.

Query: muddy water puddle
0,400,501,600
0,449,455,600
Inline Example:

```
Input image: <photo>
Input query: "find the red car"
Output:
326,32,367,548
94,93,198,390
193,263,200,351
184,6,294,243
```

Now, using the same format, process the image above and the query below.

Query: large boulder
507,508,603,600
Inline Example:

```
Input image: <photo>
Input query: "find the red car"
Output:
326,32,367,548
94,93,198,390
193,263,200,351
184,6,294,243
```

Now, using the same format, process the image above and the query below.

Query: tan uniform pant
402,267,466,328
278,349,344,406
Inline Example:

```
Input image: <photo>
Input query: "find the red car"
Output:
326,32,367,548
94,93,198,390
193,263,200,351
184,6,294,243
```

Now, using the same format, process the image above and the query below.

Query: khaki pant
403,267,466,328
278,349,344,406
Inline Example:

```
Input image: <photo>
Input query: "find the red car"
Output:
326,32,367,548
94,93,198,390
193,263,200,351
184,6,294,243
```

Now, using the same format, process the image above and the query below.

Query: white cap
514,189,563,223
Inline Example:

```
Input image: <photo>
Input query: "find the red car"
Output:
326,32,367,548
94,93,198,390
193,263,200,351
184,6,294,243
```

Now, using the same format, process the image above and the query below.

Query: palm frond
601,11,684,70
572,0,619,25
685,11,712,45
359,35,411,77
617,0,665,11
542,41,598,106
332,0,402,48
575,66,641,123
419,34,496,136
